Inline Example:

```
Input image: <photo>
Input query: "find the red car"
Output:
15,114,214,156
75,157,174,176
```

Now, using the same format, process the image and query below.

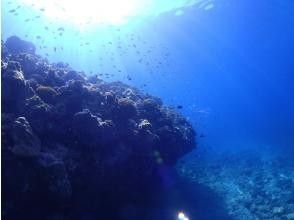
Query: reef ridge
1,36,196,219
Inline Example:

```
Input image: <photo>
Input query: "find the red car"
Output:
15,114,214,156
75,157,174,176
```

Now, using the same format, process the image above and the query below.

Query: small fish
25,34,28,38
36,35,41,39
24,18,30,22
127,75,132,80
40,8,45,11
54,47,56,52
45,53,49,56
199,134,206,138
9,9,16,13
14,13,18,16
177,105,183,109
35,15,41,19
57,27,65,31
60,46,63,50
44,26,49,30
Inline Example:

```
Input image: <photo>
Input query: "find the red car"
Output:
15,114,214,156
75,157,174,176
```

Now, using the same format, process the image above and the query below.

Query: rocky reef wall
1,36,196,220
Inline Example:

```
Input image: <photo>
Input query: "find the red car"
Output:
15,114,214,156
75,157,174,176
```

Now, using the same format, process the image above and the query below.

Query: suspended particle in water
57,27,65,32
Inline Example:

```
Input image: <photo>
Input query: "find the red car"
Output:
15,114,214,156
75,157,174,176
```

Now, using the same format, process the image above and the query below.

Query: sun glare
21,0,147,25
19,0,212,26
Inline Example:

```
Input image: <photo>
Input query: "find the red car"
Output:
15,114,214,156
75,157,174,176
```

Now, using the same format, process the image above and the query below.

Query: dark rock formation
5,36,36,55
2,36,196,220
10,117,41,157
2,61,26,113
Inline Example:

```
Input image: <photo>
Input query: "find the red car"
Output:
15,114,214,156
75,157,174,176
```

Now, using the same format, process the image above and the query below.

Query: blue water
2,0,294,219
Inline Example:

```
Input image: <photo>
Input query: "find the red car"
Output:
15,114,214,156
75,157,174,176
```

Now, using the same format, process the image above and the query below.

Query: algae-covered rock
11,117,41,157
115,97,138,120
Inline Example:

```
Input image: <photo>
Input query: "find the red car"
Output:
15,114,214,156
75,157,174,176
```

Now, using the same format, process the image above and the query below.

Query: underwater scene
1,0,294,219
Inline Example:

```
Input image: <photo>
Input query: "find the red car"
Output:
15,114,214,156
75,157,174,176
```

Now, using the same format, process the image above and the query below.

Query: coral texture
1,36,196,219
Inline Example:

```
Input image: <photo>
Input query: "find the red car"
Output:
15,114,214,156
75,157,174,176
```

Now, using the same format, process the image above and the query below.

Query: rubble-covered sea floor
177,150,294,220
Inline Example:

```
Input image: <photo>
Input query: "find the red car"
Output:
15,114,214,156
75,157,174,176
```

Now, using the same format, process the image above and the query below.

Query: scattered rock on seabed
177,150,294,220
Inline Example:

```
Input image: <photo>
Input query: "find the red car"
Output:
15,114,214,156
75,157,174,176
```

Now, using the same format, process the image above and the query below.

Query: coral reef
178,151,294,220
1,36,196,219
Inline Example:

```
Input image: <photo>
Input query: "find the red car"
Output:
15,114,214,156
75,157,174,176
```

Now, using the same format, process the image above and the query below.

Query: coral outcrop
1,36,196,219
